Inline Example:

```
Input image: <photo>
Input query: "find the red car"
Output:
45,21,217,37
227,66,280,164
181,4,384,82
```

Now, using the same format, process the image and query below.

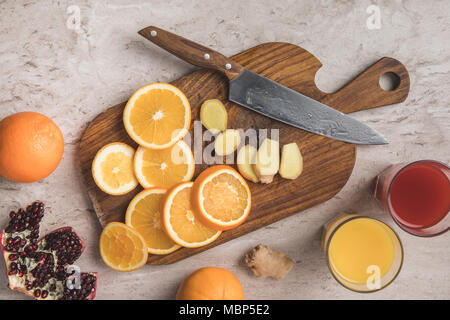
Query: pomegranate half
1,201,97,300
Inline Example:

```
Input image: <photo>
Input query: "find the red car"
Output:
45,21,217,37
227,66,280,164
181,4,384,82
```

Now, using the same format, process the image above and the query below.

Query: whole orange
0,112,64,183
176,267,244,300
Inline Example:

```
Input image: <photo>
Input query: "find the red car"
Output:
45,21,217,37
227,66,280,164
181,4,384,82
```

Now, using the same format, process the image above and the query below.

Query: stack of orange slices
92,83,194,197
95,83,252,272
160,165,251,249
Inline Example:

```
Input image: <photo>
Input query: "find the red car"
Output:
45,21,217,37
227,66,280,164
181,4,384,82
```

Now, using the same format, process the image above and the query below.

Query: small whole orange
176,267,244,300
0,112,64,183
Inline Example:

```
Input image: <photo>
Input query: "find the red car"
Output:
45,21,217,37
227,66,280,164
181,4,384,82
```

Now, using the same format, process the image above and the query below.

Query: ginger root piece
237,145,259,183
279,142,303,180
214,129,241,156
254,138,279,184
200,99,227,133
244,245,294,280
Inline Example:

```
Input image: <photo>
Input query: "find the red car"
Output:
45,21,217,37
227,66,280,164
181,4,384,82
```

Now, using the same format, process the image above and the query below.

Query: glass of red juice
374,160,449,236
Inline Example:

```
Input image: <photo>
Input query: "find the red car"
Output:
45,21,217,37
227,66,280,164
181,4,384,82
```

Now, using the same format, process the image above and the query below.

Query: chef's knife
139,26,387,145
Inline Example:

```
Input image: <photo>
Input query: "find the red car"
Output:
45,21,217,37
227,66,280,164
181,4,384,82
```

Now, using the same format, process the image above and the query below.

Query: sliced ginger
279,142,303,180
200,99,227,133
237,145,259,183
254,138,279,184
214,129,241,156
244,244,294,280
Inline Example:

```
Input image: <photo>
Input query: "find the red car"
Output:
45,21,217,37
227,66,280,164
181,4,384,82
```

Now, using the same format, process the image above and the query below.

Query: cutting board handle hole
379,72,400,91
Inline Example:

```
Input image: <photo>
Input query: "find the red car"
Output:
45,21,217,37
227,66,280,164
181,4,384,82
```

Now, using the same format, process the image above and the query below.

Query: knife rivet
225,63,231,70
150,30,157,37
203,53,210,60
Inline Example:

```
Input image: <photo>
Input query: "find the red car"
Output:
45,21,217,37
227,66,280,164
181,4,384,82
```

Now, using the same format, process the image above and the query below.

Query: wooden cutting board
79,42,409,264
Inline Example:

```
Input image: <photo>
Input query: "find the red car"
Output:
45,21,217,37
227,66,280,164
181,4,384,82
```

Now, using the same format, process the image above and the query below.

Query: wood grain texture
79,42,409,264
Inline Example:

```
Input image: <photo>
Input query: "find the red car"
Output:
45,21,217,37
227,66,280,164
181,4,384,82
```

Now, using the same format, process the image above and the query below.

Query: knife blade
139,26,387,145
229,69,387,144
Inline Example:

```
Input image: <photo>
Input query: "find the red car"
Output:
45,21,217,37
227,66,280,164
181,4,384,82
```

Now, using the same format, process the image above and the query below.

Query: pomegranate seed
26,284,33,290
7,237,13,244
34,289,41,297
41,290,48,299
8,270,16,275
9,211,15,218
8,254,17,261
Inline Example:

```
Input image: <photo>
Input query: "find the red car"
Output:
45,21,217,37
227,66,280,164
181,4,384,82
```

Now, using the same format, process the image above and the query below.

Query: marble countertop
0,0,449,300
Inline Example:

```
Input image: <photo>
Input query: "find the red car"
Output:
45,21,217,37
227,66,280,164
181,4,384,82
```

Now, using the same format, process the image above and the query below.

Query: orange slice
162,182,221,248
193,165,251,231
134,140,194,189
99,222,148,272
125,188,181,255
91,142,138,195
123,83,191,149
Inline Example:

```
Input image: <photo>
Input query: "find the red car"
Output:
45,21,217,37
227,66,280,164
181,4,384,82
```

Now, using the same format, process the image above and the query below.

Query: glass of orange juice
322,214,404,292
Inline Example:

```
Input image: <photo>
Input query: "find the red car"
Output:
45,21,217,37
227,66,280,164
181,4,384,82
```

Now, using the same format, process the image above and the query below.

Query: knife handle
139,26,244,80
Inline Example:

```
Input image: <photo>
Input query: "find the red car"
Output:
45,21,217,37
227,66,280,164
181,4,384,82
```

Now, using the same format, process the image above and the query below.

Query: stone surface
0,0,449,300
